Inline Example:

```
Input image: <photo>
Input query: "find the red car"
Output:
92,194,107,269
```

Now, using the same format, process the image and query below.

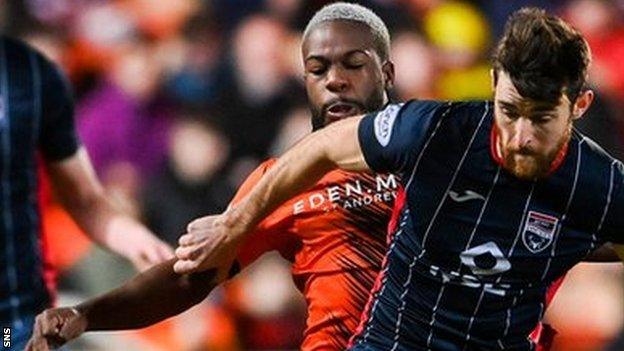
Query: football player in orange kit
27,4,398,350
26,3,604,351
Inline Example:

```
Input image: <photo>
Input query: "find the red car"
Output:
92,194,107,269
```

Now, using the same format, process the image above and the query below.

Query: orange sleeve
232,160,299,269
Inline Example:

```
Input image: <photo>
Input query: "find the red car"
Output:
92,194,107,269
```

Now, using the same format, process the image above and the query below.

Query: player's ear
571,89,594,121
382,61,395,90
490,69,498,92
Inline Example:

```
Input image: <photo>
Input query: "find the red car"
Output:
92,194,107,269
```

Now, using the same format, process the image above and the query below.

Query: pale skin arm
46,148,173,270
174,115,369,274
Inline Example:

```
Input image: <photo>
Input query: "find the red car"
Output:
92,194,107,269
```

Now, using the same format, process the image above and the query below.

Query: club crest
522,211,558,253
373,103,403,147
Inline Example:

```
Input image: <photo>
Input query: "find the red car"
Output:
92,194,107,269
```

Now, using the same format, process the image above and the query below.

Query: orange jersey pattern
232,159,398,350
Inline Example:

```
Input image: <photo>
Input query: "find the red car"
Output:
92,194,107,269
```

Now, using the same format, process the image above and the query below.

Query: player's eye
345,61,365,70
308,65,327,76
502,109,519,120
533,114,553,124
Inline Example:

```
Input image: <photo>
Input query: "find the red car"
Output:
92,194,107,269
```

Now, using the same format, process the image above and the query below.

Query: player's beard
499,121,572,181
310,92,386,130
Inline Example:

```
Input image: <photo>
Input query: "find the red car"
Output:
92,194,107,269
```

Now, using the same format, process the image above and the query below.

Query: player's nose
325,67,349,92
512,118,534,148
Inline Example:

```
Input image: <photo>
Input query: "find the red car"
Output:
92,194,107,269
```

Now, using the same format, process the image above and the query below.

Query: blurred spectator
77,38,172,182
391,31,437,100
563,0,624,160
270,105,312,155
424,1,492,99
216,15,304,176
266,0,304,27
142,110,233,247
476,0,565,37
212,0,265,34
120,0,200,40
575,94,624,160
162,9,225,108
224,253,306,350
565,0,624,101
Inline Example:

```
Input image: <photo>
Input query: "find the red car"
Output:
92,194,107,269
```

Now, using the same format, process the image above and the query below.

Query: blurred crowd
2,0,624,350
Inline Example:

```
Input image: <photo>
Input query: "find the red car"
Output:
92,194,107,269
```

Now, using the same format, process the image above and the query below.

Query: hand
112,218,175,271
174,213,243,275
25,307,87,351
125,231,174,272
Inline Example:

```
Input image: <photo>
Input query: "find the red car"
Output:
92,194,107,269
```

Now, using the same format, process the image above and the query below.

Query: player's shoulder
1,36,66,87
575,131,624,174
399,99,490,123
1,35,49,66
250,158,347,182
401,99,491,140
1,35,33,53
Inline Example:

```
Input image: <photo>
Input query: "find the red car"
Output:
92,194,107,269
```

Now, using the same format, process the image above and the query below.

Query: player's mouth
324,101,362,122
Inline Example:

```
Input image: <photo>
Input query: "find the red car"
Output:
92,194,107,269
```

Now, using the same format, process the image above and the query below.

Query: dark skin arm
26,259,227,350
78,258,221,331
585,243,621,262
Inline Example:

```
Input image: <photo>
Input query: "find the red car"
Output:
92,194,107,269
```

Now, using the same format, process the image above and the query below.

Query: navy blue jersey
350,100,624,350
0,37,79,326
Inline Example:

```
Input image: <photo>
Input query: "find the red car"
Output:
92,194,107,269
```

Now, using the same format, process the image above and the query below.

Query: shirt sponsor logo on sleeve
373,104,402,147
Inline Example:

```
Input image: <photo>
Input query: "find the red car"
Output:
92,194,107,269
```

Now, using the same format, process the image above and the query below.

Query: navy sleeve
358,100,449,177
37,54,79,161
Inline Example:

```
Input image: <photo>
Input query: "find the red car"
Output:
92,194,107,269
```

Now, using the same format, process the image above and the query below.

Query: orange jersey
232,159,398,350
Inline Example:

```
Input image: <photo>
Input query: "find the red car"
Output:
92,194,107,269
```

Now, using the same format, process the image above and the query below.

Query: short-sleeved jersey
0,37,79,325
230,159,398,350
351,100,624,350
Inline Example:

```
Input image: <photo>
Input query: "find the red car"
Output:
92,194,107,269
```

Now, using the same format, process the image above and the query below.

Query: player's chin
507,156,548,180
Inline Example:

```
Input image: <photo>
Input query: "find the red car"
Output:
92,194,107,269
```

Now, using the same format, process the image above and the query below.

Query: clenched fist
25,307,87,350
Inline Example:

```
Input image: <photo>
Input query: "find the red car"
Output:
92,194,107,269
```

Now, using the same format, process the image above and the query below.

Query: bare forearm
227,117,366,233
76,259,218,331
173,117,368,275
228,140,335,231
47,149,146,255
63,193,125,251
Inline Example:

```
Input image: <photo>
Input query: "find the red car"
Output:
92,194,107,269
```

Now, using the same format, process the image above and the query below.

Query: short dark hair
492,7,591,104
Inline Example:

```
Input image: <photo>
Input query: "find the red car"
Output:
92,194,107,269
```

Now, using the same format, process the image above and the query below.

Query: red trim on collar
490,122,504,166
489,122,569,176
547,140,568,175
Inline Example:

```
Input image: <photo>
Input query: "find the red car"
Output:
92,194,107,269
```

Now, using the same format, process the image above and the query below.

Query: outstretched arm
26,259,227,350
174,116,368,274
46,148,173,270
77,259,223,331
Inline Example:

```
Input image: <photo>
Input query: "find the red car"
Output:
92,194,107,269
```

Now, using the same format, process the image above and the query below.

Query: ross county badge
522,211,559,253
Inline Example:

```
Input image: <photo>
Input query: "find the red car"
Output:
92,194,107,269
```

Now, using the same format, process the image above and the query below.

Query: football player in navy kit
173,7,624,351
0,36,173,350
